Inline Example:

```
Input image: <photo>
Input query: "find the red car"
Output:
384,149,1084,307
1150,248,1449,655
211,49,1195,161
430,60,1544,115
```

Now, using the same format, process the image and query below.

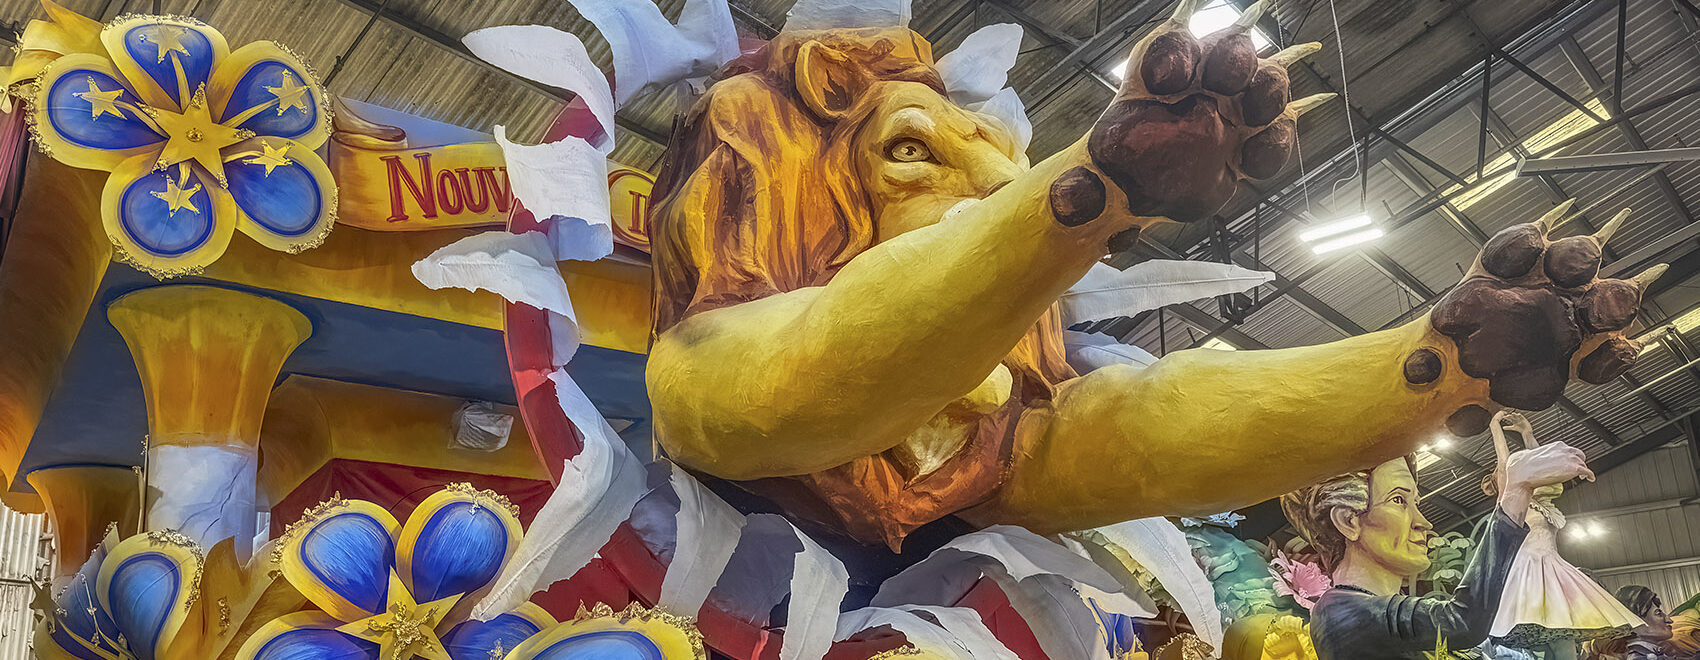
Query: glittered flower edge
25,12,335,279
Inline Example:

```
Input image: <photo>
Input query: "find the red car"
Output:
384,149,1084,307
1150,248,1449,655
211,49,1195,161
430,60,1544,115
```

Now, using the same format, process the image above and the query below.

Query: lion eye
888,139,932,163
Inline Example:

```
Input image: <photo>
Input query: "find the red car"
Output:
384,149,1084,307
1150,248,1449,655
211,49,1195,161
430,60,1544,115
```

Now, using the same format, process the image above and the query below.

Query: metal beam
1518,147,1700,175
983,0,1081,47
1191,81,1700,343
1492,47,1606,122
1370,127,1470,187
1381,151,1491,245
1025,0,1167,113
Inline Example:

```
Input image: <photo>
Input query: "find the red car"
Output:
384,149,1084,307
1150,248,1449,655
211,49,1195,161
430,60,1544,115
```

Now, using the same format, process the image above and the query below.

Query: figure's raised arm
979,207,1661,533
647,5,1323,480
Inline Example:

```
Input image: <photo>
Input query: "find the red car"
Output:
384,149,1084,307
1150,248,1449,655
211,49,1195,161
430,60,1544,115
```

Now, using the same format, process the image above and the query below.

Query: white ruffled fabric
1490,505,1642,638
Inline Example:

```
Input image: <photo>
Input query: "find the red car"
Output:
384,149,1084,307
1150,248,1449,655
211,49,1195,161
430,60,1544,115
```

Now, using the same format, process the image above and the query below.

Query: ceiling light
1297,213,1373,242
1310,228,1384,255
1109,0,1272,81
1189,0,1273,49
1432,436,1453,451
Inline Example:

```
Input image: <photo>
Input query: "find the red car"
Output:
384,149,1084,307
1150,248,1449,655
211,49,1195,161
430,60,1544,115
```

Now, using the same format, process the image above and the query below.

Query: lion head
648,27,1030,334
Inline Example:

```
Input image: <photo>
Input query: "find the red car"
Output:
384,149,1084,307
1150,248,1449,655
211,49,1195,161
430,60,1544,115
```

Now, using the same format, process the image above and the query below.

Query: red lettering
455,168,490,213
436,169,464,215
625,189,649,236
474,167,513,213
383,153,436,221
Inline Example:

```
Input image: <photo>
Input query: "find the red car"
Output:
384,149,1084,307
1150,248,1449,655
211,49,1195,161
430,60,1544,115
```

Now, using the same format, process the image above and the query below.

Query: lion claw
1083,4,1328,224
1431,202,1664,411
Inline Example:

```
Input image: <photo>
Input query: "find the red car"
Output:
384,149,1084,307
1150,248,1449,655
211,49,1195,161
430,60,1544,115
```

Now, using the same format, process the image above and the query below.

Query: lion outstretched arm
978,209,1664,534
651,9,1327,481
650,144,1122,480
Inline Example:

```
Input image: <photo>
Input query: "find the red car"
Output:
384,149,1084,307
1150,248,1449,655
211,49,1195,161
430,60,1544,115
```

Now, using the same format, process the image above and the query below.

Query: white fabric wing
784,0,912,30
411,230,575,318
1062,330,1160,373
493,126,613,263
1061,260,1276,325
1090,517,1224,650
463,25,617,151
835,606,1017,660
966,88,1032,158
873,526,1154,660
904,606,1021,660
936,24,1023,105
566,0,739,105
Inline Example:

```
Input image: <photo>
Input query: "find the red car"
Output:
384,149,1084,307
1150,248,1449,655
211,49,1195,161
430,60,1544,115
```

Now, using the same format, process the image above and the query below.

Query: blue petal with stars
219,61,318,140
248,628,379,660
103,553,181,660
117,169,217,257
527,631,666,660
227,153,322,238
404,500,512,603
42,68,162,151
235,612,381,660
50,574,125,660
443,611,548,660
120,23,216,107
297,512,395,616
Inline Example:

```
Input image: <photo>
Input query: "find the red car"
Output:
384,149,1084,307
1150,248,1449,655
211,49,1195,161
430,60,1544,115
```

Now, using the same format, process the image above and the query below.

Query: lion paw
1084,0,1330,223
1429,202,1665,412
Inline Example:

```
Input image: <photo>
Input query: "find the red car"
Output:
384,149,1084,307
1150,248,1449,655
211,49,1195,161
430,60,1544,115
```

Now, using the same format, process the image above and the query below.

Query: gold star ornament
150,172,202,216
146,88,251,185
74,76,126,120
245,139,293,176
336,572,461,660
140,25,191,63
265,71,311,116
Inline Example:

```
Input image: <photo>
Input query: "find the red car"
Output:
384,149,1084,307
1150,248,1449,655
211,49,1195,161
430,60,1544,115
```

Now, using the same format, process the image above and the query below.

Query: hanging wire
1323,0,1366,213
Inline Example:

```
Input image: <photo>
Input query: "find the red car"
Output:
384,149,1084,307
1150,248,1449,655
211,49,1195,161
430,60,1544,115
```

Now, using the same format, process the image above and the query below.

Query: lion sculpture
644,2,1659,549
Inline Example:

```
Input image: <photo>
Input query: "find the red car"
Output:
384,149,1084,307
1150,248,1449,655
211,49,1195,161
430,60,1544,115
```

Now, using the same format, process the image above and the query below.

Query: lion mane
647,28,945,335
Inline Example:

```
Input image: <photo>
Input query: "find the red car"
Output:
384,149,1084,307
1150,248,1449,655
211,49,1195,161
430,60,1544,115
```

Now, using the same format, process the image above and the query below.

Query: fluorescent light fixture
1311,228,1385,255
1108,0,1272,81
1674,307,1700,334
1297,214,1373,242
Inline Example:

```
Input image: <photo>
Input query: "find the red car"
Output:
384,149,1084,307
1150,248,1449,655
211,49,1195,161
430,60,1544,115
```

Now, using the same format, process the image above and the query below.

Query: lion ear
795,41,868,119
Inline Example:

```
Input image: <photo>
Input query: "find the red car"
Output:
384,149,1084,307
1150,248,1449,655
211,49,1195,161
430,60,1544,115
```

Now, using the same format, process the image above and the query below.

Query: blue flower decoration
27,14,335,278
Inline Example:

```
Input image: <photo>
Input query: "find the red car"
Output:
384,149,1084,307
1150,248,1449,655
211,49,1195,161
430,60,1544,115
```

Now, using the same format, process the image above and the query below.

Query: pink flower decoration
1271,550,1332,609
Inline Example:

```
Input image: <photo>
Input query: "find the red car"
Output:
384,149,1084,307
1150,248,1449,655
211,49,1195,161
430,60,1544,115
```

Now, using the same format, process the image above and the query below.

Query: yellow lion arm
976,318,1491,534
649,142,1126,480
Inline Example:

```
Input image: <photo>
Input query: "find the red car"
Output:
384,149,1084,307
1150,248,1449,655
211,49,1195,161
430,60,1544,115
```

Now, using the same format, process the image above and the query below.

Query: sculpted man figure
1280,443,1594,659
644,0,1662,548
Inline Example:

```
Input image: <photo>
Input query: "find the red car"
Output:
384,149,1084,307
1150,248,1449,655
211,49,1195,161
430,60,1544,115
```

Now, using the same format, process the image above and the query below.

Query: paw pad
1430,205,1663,411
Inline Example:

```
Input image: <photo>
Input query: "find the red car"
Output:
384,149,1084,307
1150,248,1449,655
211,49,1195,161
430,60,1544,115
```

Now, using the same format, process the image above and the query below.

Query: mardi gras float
0,0,1674,658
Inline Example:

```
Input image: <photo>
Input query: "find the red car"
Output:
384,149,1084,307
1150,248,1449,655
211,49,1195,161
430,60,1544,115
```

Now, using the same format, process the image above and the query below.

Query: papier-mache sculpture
403,0,1672,656
638,0,1664,550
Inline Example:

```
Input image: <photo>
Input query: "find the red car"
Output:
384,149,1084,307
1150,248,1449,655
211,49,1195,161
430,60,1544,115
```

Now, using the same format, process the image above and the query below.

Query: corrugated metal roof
5,0,1697,535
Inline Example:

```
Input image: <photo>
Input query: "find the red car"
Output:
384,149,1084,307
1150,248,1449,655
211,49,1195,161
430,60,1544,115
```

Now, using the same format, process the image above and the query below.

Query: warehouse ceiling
3,0,1699,533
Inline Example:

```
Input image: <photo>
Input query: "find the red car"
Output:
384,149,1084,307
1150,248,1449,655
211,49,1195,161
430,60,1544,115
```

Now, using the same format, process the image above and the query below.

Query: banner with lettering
329,137,655,251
